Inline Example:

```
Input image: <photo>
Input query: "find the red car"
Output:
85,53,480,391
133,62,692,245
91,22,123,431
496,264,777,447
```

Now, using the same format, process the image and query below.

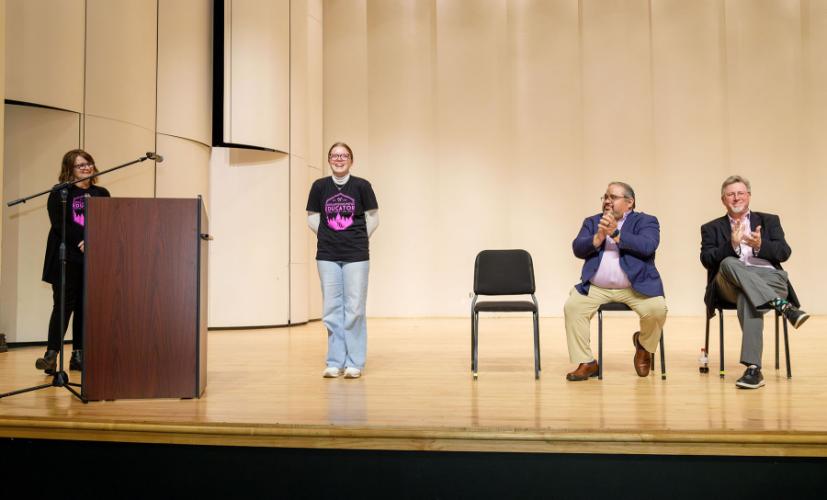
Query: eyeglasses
601,194,627,202
724,191,749,199
74,163,94,169
328,154,351,160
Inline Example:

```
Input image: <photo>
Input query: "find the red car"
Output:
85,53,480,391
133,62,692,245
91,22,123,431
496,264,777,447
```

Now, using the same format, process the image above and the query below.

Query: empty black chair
703,299,791,379
471,249,540,379
597,302,666,380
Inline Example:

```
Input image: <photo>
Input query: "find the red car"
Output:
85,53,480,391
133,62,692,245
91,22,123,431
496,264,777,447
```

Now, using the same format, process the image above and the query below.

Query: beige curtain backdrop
324,0,827,316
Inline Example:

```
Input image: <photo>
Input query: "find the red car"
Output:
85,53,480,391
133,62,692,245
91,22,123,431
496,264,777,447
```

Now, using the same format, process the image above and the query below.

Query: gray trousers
715,257,789,367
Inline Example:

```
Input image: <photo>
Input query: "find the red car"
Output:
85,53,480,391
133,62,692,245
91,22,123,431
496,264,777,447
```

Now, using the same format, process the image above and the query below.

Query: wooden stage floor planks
1,316,826,457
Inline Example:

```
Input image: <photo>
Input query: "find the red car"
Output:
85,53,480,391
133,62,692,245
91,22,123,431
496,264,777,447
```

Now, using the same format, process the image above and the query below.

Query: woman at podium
306,142,379,379
35,149,110,375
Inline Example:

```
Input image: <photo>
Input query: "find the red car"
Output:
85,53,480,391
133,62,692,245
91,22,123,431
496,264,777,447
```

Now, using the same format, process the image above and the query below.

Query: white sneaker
343,367,362,379
322,367,342,378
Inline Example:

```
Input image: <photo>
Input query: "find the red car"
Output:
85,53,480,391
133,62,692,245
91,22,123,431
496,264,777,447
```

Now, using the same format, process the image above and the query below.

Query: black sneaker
783,307,809,329
35,349,58,375
736,365,765,389
69,350,83,371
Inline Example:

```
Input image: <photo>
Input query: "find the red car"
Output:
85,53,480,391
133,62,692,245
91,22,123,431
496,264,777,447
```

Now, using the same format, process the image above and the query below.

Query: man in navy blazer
700,175,808,390
563,182,667,381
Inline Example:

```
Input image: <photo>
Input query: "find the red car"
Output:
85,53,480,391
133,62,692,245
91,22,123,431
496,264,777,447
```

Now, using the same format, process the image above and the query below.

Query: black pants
46,262,84,351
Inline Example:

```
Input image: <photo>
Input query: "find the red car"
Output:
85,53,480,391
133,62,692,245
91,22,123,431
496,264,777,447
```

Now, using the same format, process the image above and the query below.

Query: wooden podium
82,197,209,401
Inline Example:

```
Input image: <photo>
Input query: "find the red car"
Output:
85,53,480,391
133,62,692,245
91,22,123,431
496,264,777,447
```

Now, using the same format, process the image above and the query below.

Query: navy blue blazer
572,211,665,298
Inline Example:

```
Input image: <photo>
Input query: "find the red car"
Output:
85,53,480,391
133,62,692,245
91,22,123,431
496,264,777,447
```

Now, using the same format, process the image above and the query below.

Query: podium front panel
83,197,205,400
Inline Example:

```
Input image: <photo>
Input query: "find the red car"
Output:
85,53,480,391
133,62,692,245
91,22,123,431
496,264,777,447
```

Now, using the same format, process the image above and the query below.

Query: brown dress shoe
632,331,651,377
566,361,599,381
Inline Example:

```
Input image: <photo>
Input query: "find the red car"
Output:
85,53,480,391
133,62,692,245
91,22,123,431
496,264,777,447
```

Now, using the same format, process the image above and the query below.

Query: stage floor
1,316,826,456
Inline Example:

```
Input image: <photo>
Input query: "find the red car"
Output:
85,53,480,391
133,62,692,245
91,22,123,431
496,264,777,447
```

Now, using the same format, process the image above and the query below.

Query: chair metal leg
718,308,725,378
533,311,540,379
701,315,711,374
659,332,666,380
471,311,475,370
704,314,710,356
472,312,479,379
774,311,780,370
598,310,604,380
783,316,792,379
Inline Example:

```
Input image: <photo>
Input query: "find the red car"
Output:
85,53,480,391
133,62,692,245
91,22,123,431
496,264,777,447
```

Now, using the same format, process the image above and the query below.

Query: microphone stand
0,153,158,403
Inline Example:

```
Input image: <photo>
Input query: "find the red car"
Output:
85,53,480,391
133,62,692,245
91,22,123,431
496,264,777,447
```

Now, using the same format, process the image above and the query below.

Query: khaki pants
563,285,667,363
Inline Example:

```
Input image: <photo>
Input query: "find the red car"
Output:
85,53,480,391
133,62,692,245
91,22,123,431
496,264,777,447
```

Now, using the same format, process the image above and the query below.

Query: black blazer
699,211,798,317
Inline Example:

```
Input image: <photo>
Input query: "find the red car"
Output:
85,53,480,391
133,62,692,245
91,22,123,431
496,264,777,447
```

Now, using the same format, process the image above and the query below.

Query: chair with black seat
471,249,540,380
597,302,666,380
703,298,791,379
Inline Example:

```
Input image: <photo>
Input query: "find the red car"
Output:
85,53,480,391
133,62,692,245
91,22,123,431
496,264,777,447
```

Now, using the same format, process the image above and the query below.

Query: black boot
35,349,58,375
69,350,83,371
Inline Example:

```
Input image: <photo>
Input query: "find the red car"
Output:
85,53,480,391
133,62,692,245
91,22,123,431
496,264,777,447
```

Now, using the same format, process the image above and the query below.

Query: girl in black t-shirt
35,149,110,375
307,142,379,379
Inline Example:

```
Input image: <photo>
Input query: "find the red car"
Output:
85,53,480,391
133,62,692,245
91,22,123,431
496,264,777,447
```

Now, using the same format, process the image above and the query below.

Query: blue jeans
317,260,370,369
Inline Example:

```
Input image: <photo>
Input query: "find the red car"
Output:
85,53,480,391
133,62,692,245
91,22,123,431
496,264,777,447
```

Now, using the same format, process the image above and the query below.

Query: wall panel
155,134,211,212
290,261,309,323
323,0,368,168
307,165,323,319
506,0,583,313
796,0,827,306
83,116,156,197
85,0,157,131
224,0,289,151
1,105,80,342
724,0,808,298
430,0,511,315
650,0,727,313
5,0,85,112
208,148,290,327
308,11,324,170
580,0,653,196
157,0,212,146
291,0,309,161
290,156,308,265
362,0,439,315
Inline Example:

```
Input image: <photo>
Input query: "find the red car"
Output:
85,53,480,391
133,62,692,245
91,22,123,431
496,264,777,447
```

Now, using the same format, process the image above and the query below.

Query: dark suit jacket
572,211,664,298
699,211,798,316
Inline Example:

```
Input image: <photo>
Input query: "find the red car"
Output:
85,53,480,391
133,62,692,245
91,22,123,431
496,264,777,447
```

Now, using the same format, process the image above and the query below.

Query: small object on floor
343,367,362,379
0,333,7,353
698,348,709,373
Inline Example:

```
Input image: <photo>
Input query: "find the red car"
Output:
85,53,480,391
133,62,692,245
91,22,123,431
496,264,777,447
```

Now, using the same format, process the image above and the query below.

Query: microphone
146,152,164,163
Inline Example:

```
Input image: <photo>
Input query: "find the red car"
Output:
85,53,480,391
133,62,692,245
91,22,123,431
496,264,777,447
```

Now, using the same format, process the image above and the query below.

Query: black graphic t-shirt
42,184,110,284
306,176,378,262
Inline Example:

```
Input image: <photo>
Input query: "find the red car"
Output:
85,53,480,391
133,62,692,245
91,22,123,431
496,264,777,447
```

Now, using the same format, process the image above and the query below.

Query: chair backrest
473,249,536,296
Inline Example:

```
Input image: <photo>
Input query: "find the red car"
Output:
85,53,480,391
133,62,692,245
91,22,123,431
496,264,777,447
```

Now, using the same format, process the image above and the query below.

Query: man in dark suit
700,175,808,389
564,182,667,381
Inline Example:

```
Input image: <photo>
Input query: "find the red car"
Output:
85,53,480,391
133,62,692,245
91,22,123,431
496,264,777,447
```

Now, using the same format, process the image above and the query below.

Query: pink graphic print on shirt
325,192,355,231
71,195,85,226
